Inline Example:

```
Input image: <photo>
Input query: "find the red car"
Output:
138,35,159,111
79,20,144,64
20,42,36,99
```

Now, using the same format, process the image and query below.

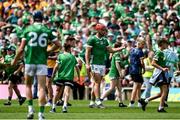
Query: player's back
23,23,55,65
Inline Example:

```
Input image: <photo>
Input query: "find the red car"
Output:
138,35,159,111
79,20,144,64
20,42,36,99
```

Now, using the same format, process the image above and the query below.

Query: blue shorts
47,68,53,78
131,74,144,84
152,72,169,87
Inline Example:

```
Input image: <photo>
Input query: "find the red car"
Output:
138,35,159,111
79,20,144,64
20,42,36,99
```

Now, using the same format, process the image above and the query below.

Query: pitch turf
0,100,180,119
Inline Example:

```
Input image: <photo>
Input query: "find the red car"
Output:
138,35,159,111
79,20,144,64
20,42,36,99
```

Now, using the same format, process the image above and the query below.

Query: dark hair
114,42,122,48
63,43,71,51
33,11,43,22
143,49,149,58
66,36,75,42
157,39,169,47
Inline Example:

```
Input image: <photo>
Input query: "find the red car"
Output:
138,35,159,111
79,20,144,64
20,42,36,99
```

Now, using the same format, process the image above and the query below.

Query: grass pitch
0,100,180,119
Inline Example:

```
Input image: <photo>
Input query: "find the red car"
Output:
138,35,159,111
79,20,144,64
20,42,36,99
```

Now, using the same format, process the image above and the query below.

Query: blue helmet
33,11,43,21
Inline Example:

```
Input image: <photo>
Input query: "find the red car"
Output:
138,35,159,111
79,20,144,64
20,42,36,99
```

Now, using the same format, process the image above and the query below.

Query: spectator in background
142,50,154,99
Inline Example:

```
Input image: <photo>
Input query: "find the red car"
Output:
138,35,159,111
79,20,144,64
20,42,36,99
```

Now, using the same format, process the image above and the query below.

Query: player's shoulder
88,35,97,40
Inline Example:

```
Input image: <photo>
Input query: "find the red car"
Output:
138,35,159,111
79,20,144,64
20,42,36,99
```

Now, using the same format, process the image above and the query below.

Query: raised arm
106,46,124,53
11,38,26,65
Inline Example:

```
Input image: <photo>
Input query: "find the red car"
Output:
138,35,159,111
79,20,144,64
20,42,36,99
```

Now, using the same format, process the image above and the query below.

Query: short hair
157,39,169,47
63,43,71,51
66,36,75,42
114,42,122,48
136,37,145,45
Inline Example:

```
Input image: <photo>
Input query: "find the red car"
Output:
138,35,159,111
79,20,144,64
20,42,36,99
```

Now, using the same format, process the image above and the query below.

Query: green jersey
22,22,57,64
4,54,15,64
87,36,109,65
109,52,122,78
54,52,77,81
120,48,130,68
154,50,166,67
4,54,19,76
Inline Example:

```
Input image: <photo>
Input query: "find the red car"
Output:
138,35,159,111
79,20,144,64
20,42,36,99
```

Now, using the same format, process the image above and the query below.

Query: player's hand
118,46,125,51
162,67,168,72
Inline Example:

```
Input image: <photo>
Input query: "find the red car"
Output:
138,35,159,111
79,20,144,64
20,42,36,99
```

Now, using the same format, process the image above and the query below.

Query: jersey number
28,32,48,47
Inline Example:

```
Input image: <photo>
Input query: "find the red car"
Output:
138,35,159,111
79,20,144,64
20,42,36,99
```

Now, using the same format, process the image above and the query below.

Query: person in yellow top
46,43,60,106
3,0,13,17
35,0,48,10
0,1,3,19
142,51,154,98
15,0,25,9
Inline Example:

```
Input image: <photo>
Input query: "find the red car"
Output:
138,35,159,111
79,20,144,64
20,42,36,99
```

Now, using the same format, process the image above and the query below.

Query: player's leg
116,79,127,107
62,84,72,113
89,81,96,108
139,87,162,111
91,65,105,108
101,79,116,100
35,64,47,119
13,84,26,105
25,64,37,119
33,76,38,99
93,73,104,108
4,81,13,105
11,74,26,105
62,81,74,113
46,68,53,106
129,82,138,107
51,83,64,112
137,83,143,107
164,77,171,107
25,75,34,119
158,84,168,112
37,75,46,119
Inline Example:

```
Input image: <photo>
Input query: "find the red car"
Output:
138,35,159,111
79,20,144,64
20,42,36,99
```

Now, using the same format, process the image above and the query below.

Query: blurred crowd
0,0,180,99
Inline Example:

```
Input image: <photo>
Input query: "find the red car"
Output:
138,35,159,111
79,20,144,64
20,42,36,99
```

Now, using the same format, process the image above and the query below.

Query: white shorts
25,64,47,76
91,64,106,76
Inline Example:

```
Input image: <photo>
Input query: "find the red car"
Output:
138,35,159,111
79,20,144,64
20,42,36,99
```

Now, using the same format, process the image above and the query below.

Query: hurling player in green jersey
12,11,61,120
100,42,127,107
50,43,80,113
139,39,169,113
86,23,124,108
3,45,26,106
